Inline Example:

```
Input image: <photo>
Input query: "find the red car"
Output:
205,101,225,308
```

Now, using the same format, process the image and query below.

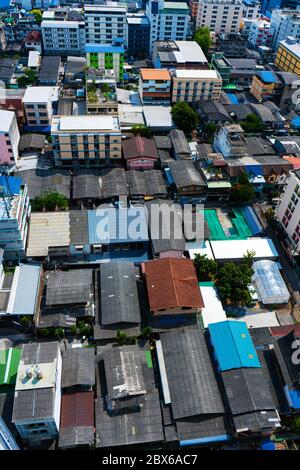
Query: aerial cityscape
0,0,300,456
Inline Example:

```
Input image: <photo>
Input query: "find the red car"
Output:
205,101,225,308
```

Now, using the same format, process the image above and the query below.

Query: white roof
173,69,220,79
23,86,56,104
233,311,280,329
188,240,214,260
27,212,70,257
41,20,81,28
28,51,40,68
199,284,227,328
210,238,278,261
143,106,174,129
280,37,300,59
58,115,120,131
175,41,207,64
0,110,15,133
253,259,290,305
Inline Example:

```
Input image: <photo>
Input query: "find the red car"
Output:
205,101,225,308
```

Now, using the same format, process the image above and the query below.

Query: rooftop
26,212,70,257
53,115,120,132
279,36,300,59
61,348,95,389
173,69,220,79
46,269,94,306
23,86,57,104
0,109,15,133
140,68,171,81
59,391,94,448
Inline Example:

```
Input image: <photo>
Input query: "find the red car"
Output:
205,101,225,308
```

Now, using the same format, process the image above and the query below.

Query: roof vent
25,367,32,379
35,367,43,380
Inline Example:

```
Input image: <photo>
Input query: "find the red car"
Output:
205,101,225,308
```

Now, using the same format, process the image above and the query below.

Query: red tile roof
60,391,94,429
144,258,204,312
269,325,300,338
122,136,158,161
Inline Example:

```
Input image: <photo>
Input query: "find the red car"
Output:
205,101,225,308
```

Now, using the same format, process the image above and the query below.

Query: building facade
51,115,121,167
84,3,127,46
271,9,300,51
139,68,171,104
275,36,300,76
171,69,222,103
127,14,150,57
248,19,274,48
196,0,244,34
23,86,57,128
250,70,281,101
86,42,125,81
146,0,190,53
0,110,20,165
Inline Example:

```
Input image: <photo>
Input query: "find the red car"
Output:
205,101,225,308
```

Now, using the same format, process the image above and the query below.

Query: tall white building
196,0,244,34
276,169,300,255
248,18,274,47
146,0,190,53
0,110,20,166
41,9,86,56
84,3,128,46
271,9,300,51
242,0,261,19
23,86,58,128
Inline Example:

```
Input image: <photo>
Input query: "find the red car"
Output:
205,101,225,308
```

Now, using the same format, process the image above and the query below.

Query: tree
38,328,51,337
78,322,92,337
54,327,64,339
140,326,153,339
131,124,151,138
30,9,42,23
31,190,69,212
70,325,78,336
204,123,217,142
116,329,127,345
216,262,253,306
193,254,218,281
171,102,199,134
240,114,264,133
17,68,36,87
20,316,32,326
241,250,256,270
230,172,255,204
194,27,212,56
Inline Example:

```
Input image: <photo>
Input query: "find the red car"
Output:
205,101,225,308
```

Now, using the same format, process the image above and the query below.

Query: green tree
131,124,151,138
17,68,37,87
31,191,69,212
216,262,253,306
125,336,137,345
78,323,92,337
116,329,127,345
140,326,153,339
204,122,217,141
54,327,64,339
70,324,78,336
194,27,212,56
193,254,218,281
230,172,255,204
241,250,256,270
38,328,51,337
171,102,199,134
30,9,43,23
240,114,264,133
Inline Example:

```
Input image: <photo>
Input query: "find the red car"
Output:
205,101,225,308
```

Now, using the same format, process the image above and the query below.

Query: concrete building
146,0,189,54
139,68,171,104
248,18,274,48
51,115,121,167
152,40,208,69
24,31,42,53
86,68,118,115
41,9,86,56
0,176,30,260
271,9,300,51
84,3,127,46
196,0,244,34
127,14,150,58
86,42,125,81
276,169,300,255
23,86,58,129
250,70,281,101
189,0,200,19
242,0,261,19
12,342,62,443
211,52,232,85
213,124,247,157
171,69,222,103
275,36,300,76
0,110,19,165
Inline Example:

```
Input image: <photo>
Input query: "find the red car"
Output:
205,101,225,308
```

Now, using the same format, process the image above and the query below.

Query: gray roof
21,341,59,364
168,160,205,189
38,56,61,83
69,210,89,245
160,329,225,419
19,133,45,151
95,344,164,447
101,168,128,200
12,387,55,422
65,56,87,76
37,312,77,328
61,348,95,388
72,169,103,200
153,135,172,150
226,103,253,121
0,393,17,439
169,129,191,156
46,269,94,306
126,170,168,197
176,415,229,442
100,261,141,325
59,426,94,448
227,58,258,70
245,136,276,156
57,98,73,116
249,103,277,122
146,199,186,254
221,368,277,415
198,100,231,122
17,169,71,200
233,409,280,433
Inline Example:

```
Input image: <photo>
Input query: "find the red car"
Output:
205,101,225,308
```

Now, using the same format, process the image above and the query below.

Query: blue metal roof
88,207,149,245
257,71,279,84
180,434,230,446
291,116,300,128
289,389,300,410
0,176,22,196
226,93,239,104
13,264,42,315
244,163,263,177
85,43,124,54
208,320,261,371
165,167,174,184
241,206,264,236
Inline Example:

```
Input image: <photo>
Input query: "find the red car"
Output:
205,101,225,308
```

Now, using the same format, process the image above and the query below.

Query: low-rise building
86,68,118,115
12,342,62,444
250,70,281,101
139,68,171,105
167,160,206,195
248,19,274,49
152,40,208,70
85,42,125,82
213,124,247,158
0,109,20,165
51,115,121,167
122,136,159,170
38,56,61,86
23,86,58,129
171,69,222,103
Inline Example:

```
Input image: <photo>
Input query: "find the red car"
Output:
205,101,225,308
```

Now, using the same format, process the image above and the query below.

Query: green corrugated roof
145,350,153,368
199,281,215,287
0,348,21,386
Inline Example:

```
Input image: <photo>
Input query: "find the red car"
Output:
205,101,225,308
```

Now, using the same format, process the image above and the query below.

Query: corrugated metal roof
27,212,70,257
12,264,42,315
60,391,94,429
208,321,261,371
62,348,95,388
46,269,93,306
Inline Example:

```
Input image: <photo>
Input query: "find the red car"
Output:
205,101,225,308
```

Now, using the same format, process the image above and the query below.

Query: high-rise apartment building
271,9,300,50
196,0,244,34
84,3,128,46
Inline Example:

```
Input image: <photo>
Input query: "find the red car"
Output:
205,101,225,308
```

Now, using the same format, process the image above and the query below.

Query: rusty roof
140,68,171,81
60,391,94,429
144,258,204,312
122,136,158,161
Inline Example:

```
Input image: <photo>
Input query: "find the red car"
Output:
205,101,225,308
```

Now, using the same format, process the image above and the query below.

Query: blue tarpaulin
289,389,300,409
291,116,300,128
261,439,276,450
0,176,22,196
226,93,239,104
